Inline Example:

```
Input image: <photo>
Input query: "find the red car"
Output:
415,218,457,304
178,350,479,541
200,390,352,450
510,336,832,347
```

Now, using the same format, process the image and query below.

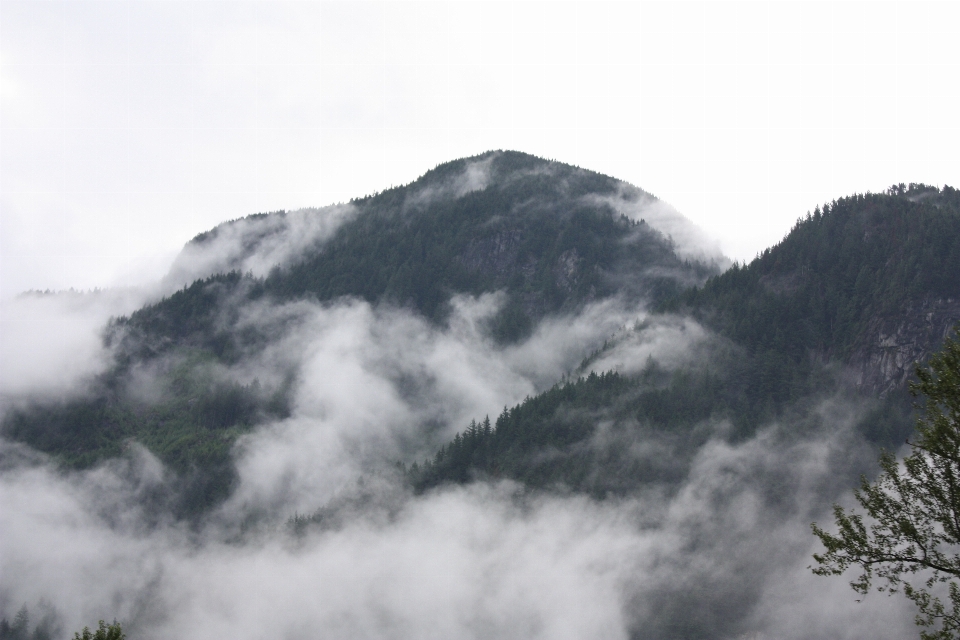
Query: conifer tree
73,621,124,640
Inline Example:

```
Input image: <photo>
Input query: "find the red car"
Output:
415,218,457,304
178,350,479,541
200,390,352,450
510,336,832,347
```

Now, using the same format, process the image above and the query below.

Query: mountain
5,152,960,640
2,151,719,514
116,150,717,360
4,149,958,515
414,183,960,494
677,183,960,395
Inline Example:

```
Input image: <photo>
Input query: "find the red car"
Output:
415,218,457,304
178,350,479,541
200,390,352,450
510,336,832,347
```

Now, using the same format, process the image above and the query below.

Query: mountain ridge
3,154,958,518
2,151,718,514
415,182,960,493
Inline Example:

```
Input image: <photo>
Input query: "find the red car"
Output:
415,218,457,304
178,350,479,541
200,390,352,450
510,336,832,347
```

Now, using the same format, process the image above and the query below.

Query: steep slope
124,150,715,353
417,184,960,493
678,183,960,394
1,151,717,513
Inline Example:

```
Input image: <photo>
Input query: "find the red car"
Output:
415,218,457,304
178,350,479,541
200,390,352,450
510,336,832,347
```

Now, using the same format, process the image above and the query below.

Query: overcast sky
2,1,958,299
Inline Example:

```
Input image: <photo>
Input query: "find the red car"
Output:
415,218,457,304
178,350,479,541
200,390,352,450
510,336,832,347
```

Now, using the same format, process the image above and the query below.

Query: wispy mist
0,289,151,402
584,186,729,267
1,391,917,639
163,204,359,292
0,159,921,639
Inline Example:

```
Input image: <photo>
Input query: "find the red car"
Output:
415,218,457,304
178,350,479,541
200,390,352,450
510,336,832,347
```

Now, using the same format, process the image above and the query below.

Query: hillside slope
1,151,717,513
417,184,960,493
679,183,960,394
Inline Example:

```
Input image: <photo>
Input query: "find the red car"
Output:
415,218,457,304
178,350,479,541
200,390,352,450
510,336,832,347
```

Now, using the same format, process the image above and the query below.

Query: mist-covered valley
3,151,959,639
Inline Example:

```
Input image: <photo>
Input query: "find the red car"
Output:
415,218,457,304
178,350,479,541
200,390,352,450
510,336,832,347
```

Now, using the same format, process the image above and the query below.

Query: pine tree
73,621,124,640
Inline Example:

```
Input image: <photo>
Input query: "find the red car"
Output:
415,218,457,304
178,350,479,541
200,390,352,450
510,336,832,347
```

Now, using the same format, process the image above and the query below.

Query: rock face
852,296,960,395
459,231,588,316
459,229,525,278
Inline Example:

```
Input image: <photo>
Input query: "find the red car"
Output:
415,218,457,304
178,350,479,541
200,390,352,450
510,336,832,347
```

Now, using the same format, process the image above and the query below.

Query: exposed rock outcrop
851,297,960,395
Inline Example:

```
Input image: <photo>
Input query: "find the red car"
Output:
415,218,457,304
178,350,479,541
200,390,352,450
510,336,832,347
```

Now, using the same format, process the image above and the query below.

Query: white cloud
162,204,357,290
0,289,149,401
0,396,919,640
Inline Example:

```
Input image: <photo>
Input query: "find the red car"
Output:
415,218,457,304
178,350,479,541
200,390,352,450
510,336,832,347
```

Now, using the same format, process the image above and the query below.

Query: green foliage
812,330,960,639
1,151,711,514
73,621,124,640
413,371,636,492
259,151,700,323
116,152,705,348
109,271,249,366
5,158,954,521
672,185,960,363
2,350,290,515
415,185,960,494
411,350,885,494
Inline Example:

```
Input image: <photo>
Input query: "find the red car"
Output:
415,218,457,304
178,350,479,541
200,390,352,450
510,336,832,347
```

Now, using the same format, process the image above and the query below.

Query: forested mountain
3,150,958,516
677,184,960,394
415,183,960,493
2,151,717,514
5,152,960,640
115,151,713,362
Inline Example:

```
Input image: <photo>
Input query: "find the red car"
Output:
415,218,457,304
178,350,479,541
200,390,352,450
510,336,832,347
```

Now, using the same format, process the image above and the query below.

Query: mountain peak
164,151,725,294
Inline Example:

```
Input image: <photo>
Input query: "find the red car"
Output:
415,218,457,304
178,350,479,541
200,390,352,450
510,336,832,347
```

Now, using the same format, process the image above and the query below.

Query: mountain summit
4,151,721,513
5,153,959,523
5,154,960,640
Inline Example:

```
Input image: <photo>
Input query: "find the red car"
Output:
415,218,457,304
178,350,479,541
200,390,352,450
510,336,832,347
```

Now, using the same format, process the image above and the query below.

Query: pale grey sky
2,1,958,299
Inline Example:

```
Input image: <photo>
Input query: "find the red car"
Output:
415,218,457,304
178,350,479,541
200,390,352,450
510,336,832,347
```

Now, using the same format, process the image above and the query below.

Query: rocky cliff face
459,229,526,279
459,230,590,317
851,296,960,395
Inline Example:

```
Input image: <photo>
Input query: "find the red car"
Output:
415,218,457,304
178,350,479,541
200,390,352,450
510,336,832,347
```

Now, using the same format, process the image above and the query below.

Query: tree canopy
73,621,124,640
812,329,960,639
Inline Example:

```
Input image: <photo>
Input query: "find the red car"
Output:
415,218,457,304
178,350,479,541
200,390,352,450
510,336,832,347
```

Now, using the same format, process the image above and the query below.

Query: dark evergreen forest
3,149,958,515
2,152,714,514
415,183,960,492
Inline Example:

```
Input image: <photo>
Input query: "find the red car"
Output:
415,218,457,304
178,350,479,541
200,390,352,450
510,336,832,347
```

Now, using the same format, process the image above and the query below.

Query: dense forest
414,183,960,492
1,152,715,514
4,152,960,640
411,347,911,494
673,184,960,363
2,151,958,514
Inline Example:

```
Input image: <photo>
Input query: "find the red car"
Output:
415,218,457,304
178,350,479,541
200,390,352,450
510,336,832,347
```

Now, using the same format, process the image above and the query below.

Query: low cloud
0,393,919,640
162,204,358,291
0,209,924,639
585,185,729,266
403,154,497,212
0,289,149,403
581,314,714,377
215,293,642,518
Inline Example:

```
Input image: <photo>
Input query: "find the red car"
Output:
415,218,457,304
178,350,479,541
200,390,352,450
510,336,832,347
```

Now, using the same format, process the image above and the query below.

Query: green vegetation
3,155,958,517
670,184,960,363
413,371,637,491
412,347,913,494
812,330,960,640
116,151,708,355
1,151,710,512
258,151,702,326
3,350,290,515
108,271,252,366
419,184,960,493
73,621,124,640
